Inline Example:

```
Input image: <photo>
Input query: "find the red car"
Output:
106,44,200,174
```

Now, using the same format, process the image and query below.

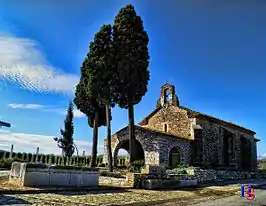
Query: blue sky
0,0,265,157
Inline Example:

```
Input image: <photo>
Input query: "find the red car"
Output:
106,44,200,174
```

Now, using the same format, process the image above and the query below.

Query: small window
163,124,168,132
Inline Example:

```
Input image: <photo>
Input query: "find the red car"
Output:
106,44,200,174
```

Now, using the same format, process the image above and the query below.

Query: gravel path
1,175,266,206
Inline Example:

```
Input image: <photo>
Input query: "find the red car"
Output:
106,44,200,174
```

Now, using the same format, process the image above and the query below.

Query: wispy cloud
0,33,79,95
7,103,85,118
7,103,44,109
0,129,102,155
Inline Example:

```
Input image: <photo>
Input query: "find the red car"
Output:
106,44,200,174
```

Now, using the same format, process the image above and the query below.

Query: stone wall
103,125,192,166
195,118,258,170
144,105,192,140
186,167,266,183
99,168,266,189
99,176,127,187
9,162,99,187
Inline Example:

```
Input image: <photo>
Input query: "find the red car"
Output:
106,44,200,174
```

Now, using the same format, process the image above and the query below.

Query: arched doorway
169,146,182,168
113,139,145,167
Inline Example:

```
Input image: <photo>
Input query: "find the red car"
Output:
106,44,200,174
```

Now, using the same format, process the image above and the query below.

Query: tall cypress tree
87,24,118,172
54,102,75,160
113,4,150,163
74,54,107,168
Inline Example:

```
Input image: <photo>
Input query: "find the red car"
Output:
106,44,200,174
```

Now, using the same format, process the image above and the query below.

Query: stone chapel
103,83,259,170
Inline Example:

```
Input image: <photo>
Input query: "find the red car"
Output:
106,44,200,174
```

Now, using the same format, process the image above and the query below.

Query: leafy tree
86,24,118,172
74,61,107,168
113,4,150,162
54,102,75,160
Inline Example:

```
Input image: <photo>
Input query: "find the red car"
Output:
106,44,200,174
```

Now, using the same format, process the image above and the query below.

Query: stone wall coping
13,162,99,172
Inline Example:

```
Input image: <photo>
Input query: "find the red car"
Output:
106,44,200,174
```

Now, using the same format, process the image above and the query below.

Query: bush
0,157,23,169
100,171,125,178
159,163,171,170
98,162,106,167
0,158,13,169
127,160,145,173
175,162,186,169
165,163,189,174
166,167,187,174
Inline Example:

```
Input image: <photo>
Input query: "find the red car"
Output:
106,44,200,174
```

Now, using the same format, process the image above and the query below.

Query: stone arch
168,146,182,168
113,139,145,167
164,88,170,103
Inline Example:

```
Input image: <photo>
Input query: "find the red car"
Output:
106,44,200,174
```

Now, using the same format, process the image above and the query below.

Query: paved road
190,184,266,206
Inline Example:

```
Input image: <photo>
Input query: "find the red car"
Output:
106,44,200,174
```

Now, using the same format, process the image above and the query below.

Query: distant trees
74,4,150,168
54,102,76,160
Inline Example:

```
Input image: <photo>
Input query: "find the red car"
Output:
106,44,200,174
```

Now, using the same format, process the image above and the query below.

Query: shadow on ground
0,185,131,196
0,194,31,205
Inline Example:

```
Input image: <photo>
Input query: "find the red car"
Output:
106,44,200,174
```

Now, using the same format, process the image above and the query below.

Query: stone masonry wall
196,118,257,170
195,119,220,167
99,176,127,187
186,167,266,183
103,126,192,166
99,168,266,189
144,105,193,140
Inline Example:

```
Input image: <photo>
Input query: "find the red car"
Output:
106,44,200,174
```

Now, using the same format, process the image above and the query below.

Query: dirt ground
1,178,265,206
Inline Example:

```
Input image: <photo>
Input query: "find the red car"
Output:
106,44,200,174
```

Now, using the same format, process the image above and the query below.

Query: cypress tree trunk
128,104,136,164
106,105,113,172
91,110,99,167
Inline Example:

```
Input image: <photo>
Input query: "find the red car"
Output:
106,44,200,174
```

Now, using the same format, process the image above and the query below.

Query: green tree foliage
54,102,75,159
113,4,150,162
28,153,32,162
86,24,118,172
74,58,107,168
21,153,26,161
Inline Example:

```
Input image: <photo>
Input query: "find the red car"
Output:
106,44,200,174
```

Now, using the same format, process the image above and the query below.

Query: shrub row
0,151,127,169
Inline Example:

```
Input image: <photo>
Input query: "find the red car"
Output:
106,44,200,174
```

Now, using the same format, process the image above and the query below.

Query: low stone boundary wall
99,172,197,189
255,170,266,179
9,162,99,187
99,167,266,189
99,176,127,186
186,167,266,183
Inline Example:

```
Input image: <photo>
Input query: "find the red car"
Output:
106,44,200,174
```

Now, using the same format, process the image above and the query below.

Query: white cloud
258,153,266,159
7,103,85,118
7,103,44,109
0,129,103,155
0,33,79,95
55,108,85,118
73,109,86,118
